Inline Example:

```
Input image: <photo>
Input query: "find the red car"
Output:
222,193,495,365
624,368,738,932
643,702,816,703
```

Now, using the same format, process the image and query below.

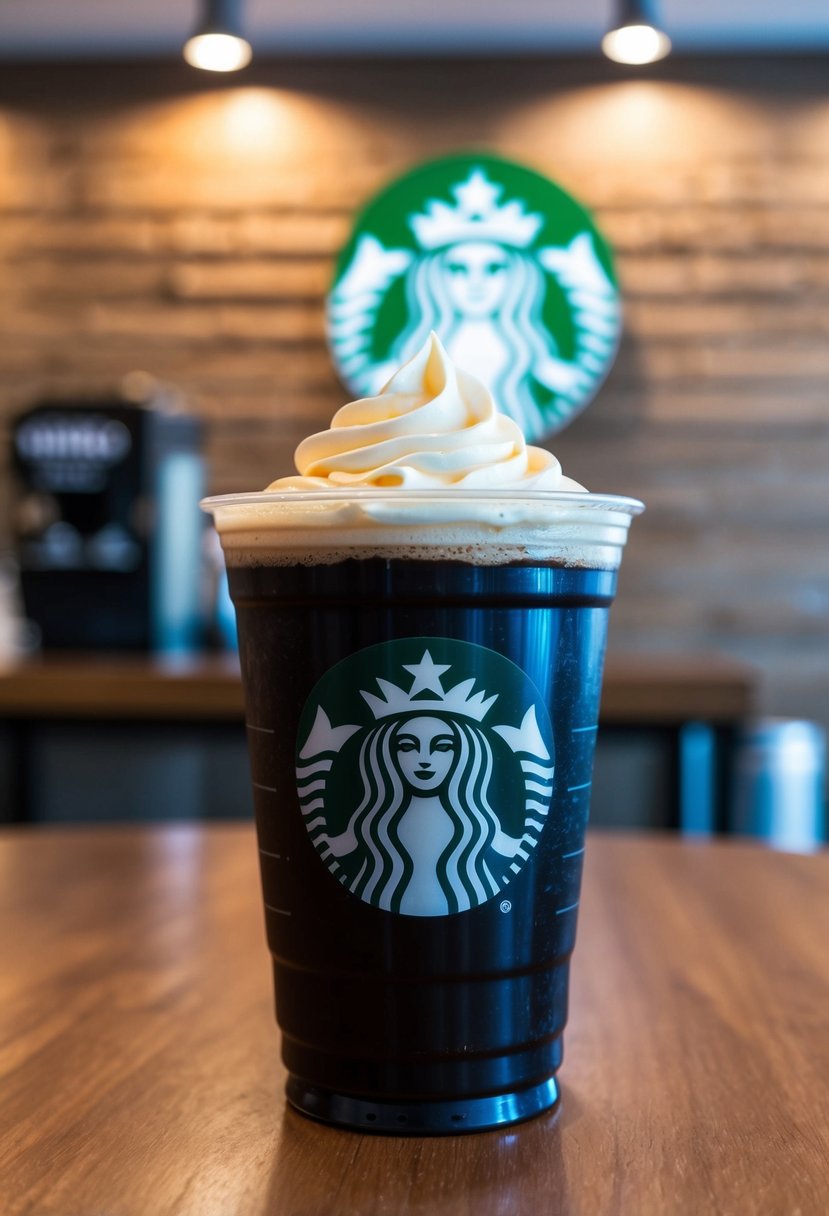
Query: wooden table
2,826,826,1215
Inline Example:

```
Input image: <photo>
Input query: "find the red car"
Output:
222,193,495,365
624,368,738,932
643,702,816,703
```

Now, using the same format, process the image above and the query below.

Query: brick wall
1,56,828,730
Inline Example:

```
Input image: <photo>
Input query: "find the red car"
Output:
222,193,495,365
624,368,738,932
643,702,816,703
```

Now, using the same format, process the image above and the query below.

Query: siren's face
395,716,457,792
441,241,511,317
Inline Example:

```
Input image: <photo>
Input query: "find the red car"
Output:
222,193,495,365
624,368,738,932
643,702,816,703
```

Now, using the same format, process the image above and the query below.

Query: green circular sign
326,152,621,441
295,637,555,918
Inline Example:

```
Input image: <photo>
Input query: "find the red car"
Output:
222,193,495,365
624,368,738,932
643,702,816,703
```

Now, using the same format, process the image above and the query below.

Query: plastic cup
204,488,642,1134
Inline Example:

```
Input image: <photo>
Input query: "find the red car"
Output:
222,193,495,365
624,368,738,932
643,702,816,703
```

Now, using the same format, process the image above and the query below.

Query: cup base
285,1074,560,1136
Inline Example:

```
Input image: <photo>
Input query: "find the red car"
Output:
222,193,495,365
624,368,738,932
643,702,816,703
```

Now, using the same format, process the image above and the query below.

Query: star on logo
403,650,451,697
454,168,502,218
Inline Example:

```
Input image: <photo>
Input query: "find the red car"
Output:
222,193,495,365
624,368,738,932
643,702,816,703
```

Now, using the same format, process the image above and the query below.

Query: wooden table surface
2,827,826,1216
0,652,757,724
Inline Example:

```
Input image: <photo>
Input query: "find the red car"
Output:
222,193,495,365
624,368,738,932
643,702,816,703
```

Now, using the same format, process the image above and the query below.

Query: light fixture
602,0,671,65
183,0,252,72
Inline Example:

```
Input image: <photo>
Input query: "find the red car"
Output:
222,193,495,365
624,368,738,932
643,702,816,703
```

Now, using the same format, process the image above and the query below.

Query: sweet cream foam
206,333,642,567
269,331,585,493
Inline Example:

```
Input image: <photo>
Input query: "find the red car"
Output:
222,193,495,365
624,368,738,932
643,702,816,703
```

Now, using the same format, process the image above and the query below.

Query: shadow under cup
205,490,642,1135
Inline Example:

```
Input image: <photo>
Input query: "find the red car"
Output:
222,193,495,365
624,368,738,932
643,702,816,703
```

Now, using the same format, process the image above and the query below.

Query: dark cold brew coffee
228,555,617,1133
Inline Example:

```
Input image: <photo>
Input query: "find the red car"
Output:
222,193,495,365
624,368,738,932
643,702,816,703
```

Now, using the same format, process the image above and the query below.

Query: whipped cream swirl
268,332,585,492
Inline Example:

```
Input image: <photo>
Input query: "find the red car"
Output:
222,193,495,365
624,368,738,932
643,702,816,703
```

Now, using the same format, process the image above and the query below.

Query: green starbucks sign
326,153,621,441
295,637,555,918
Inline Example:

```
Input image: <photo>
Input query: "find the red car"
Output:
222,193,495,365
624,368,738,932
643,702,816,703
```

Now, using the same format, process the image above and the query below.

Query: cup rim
201,489,645,516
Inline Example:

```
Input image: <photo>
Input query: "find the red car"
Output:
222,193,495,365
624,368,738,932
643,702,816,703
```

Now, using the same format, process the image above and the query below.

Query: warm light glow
499,81,761,166
219,90,284,150
602,23,671,65
183,32,252,72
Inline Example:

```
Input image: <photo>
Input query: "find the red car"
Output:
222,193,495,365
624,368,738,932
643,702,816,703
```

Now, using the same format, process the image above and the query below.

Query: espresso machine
12,392,205,652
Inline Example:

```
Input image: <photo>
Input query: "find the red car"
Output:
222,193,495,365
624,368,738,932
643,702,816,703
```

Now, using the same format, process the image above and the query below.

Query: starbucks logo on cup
296,638,555,917
327,153,621,441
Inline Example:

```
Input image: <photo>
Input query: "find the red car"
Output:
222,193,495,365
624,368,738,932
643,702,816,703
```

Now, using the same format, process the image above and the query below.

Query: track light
602,0,671,65
184,0,252,73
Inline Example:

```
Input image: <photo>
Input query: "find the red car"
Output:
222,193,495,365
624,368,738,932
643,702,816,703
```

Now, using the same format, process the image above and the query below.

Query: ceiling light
602,0,671,66
184,0,252,73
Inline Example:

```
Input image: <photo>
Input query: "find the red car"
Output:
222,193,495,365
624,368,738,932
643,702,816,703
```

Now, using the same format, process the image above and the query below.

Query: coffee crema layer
207,490,643,570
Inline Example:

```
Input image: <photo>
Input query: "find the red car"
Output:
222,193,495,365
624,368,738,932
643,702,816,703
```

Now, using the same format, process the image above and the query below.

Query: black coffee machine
12,393,205,651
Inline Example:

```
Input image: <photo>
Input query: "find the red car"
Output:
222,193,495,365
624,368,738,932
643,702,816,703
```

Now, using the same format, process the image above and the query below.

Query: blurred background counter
0,651,758,829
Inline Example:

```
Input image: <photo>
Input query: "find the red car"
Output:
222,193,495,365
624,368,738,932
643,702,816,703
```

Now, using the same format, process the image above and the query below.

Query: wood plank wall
0,57,827,734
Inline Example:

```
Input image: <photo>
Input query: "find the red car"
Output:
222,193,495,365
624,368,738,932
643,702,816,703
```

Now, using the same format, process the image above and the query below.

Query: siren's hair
342,716,508,914
389,247,560,436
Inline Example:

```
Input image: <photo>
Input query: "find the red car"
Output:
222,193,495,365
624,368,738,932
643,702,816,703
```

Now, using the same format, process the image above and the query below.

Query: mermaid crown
409,168,543,251
361,650,498,722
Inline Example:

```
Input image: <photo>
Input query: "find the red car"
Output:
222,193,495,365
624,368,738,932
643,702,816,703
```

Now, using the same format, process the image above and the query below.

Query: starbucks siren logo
295,638,555,917
327,153,621,441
